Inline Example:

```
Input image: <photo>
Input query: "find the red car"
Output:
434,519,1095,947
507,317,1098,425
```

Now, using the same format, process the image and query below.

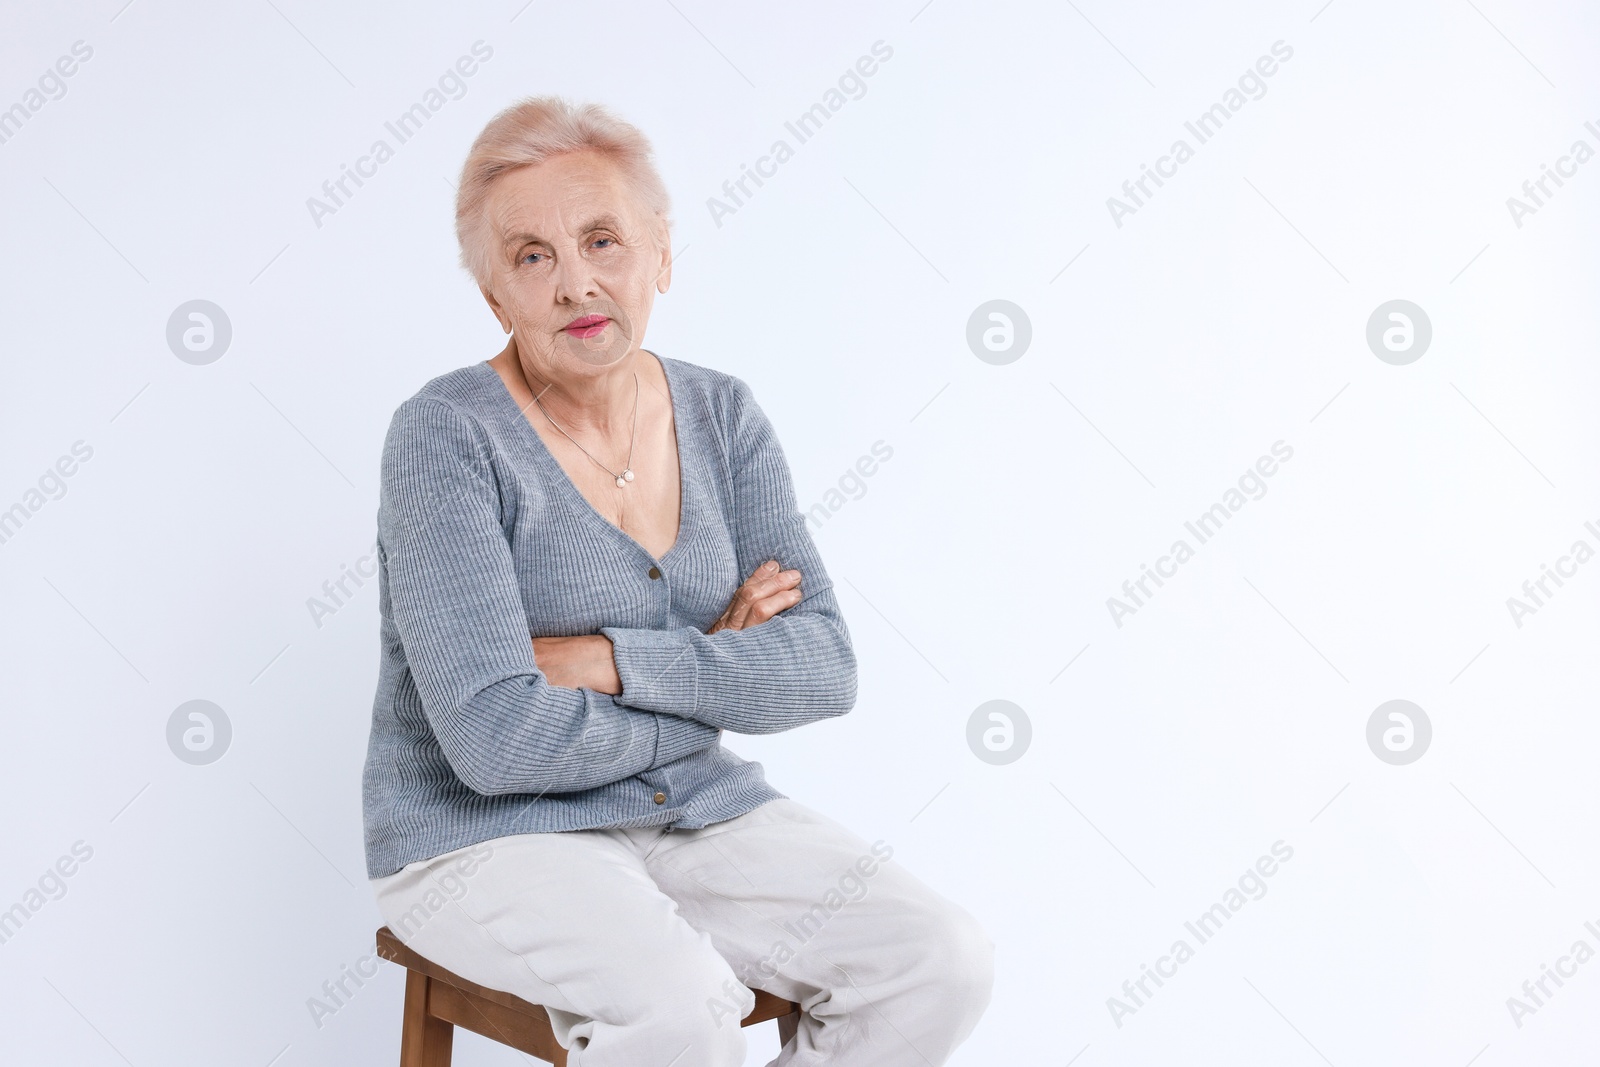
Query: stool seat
375,925,801,1066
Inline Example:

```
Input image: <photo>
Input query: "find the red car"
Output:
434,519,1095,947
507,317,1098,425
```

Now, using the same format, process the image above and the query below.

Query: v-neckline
479,351,694,565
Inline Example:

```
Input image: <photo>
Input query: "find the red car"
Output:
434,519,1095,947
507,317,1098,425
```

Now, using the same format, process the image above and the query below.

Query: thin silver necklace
530,370,639,489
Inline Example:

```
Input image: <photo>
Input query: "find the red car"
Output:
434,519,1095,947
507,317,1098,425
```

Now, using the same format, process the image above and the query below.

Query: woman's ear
480,285,512,334
654,223,673,295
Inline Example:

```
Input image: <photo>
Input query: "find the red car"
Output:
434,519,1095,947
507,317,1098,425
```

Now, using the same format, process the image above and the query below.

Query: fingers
743,586,802,626
718,560,803,631
743,560,802,600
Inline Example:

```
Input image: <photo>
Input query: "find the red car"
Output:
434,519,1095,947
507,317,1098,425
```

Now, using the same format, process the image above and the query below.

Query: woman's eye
592,237,614,249
521,251,543,265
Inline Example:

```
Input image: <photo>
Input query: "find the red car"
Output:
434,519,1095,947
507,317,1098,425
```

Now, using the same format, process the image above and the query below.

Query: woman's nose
551,256,600,303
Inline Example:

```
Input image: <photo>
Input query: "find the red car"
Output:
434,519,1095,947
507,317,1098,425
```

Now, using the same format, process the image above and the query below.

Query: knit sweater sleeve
379,397,720,797
600,375,859,733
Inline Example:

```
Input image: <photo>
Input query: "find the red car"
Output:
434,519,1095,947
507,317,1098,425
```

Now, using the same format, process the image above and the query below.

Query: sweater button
653,791,666,804
647,566,662,580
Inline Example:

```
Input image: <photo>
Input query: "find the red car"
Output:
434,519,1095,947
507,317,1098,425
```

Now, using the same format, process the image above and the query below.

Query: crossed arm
530,557,808,694
379,376,857,798
586,375,858,733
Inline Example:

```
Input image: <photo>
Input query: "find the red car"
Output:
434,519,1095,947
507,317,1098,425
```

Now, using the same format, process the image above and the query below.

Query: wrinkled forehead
485,152,649,246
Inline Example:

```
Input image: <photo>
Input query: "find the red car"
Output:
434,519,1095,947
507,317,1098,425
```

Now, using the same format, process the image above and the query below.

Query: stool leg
400,970,454,1067
777,1010,800,1050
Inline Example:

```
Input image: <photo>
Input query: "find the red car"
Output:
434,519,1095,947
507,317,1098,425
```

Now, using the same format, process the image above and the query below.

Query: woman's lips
563,316,609,338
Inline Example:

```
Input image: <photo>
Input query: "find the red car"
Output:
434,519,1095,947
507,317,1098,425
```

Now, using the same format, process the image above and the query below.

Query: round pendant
623,468,634,483
615,475,626,488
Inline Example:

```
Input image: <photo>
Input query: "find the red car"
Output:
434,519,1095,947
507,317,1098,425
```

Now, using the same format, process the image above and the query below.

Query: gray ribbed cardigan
361,355,857,878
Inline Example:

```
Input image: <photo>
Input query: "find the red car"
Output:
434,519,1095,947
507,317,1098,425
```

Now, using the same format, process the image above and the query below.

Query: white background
2,1,1598,1064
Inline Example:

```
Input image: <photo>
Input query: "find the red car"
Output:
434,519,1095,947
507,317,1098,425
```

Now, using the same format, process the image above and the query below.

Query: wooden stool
376,926,802,1066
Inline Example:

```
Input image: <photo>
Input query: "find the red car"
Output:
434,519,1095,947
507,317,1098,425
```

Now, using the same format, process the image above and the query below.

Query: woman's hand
530,635,622,695
707,559,802,635
529,560,799,693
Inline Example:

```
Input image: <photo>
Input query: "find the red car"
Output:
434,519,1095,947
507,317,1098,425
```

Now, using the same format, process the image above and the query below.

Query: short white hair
454,95,673,287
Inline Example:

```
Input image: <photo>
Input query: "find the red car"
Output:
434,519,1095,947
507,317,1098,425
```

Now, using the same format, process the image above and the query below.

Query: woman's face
479,149,671,374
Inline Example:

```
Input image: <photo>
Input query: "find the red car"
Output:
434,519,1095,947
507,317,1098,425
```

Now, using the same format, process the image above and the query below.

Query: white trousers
370,798,994,1066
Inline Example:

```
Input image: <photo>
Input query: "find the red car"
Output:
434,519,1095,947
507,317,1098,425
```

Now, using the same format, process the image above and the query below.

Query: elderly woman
361,96,993,1066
